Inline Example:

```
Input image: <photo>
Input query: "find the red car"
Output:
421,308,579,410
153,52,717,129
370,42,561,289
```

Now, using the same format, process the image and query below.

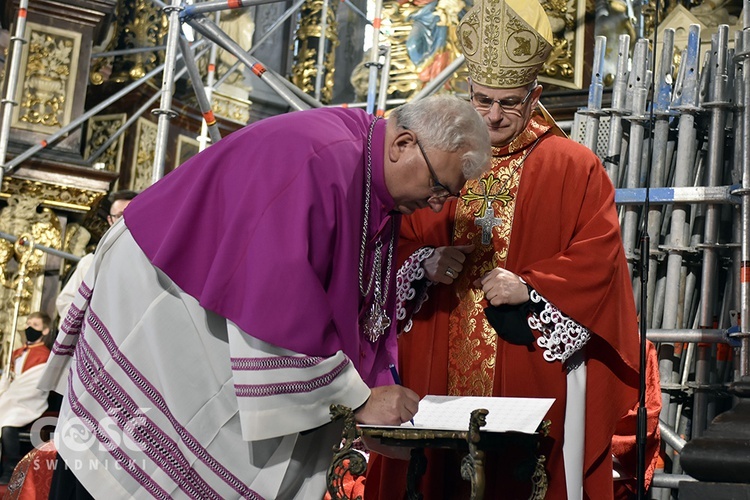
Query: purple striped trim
58,279,92,336
65,380,172,499
230,355,324,371
51,341,76,357
60,308,84,332
75,337,219,500
77,280,93,300
85,309,263,500
60,305,85,335
52,300,87,356
235,358,349,398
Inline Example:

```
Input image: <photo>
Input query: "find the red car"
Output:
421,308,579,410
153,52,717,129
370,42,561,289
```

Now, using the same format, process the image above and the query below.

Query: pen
389,364,415,425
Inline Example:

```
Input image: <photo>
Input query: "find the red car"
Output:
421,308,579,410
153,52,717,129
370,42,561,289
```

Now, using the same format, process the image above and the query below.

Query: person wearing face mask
0,311,54,485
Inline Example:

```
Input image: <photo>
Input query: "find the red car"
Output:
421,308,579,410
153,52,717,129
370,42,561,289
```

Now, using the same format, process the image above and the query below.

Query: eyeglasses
415,139,461,199
470,85,536,112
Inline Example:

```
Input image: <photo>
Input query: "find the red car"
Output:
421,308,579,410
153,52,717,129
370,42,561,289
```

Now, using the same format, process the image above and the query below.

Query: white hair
390,95,491,179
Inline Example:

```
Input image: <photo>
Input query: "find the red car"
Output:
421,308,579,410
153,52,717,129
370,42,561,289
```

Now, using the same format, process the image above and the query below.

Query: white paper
360,395,554,434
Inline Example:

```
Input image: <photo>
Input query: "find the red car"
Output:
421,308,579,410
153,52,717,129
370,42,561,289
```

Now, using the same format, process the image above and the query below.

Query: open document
360,396,554,434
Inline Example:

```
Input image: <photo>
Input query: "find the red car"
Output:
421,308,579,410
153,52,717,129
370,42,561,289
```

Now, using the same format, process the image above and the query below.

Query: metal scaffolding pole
365,0,384,114
84,50,205,166
646,29,675,327
621,39,651,278
183,0,287,16
580,36,606,153
198,11,220,152
604,35,631,186
411,55,467,102
0,0,29,186
660,25,701,331
0,38,206,174
0,231,80,262
375,45,392,117
694,25,731,438
738,0,750,375
214,0,308,90
183,11,311,110
92,45,169,59
731,35,743,341
178,35,222,145
646,328,731,344
150,0,184,184
643,27,701,489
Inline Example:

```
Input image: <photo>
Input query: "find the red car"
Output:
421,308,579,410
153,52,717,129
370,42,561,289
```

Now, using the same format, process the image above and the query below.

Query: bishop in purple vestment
41,95,490,499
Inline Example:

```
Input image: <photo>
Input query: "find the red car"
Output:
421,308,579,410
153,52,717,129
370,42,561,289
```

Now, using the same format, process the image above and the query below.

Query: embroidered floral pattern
396,246,435,332
527,289,590,363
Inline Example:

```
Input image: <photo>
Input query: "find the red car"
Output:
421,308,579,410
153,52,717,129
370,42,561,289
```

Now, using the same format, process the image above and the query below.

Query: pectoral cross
474,205,502,245
363,302,391,342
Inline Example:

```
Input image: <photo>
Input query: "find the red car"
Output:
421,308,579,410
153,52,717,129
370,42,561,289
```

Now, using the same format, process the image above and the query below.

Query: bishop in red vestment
367,112,642,499
365,0,649,497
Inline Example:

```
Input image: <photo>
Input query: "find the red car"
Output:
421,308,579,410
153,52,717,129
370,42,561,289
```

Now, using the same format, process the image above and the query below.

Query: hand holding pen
352,368,419,427
390,364,415,425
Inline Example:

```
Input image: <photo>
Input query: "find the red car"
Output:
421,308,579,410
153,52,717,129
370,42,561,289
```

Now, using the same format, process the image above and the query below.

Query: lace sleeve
526,289,591,363
395,246,435,333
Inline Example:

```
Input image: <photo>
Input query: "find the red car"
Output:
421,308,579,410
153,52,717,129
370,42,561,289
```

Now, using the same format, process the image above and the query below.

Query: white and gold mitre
457,0,553,88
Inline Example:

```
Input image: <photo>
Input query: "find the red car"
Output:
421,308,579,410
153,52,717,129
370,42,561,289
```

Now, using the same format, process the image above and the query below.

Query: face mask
25,326,44,343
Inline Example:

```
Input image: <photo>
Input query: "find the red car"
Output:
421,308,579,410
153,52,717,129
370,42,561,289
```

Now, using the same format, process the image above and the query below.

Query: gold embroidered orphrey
464,140,540,245
457,0,553,88
446,156,524,397
467,173,515,246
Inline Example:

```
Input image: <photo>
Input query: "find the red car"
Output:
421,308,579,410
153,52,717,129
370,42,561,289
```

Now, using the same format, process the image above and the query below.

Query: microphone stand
636,2,660,497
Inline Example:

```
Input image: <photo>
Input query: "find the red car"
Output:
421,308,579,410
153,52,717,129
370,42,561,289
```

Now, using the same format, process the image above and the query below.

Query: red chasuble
12,344,51,373
366,115,641,499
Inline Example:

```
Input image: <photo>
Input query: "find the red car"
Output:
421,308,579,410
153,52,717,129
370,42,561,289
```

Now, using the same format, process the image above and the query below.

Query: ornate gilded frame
539,0,587,90
130,117,158,192
85,113,128,176
11,22,82,133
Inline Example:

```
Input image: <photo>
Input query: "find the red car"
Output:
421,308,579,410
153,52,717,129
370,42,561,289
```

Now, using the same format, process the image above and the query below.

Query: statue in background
690,0,739,27
59,223,92,281
0,195,61,354
405,0,468,87
216,7,256,92
350,0,469,100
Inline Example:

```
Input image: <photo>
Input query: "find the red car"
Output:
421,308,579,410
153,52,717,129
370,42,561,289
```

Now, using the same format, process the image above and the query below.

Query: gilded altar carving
108,0,168,83
292,0,340,104
59,223,93,281
130,117,158,192
383,0,468,97
0,195,62,355
85,113,128,176
212,91,252,125
539,0,587,89
0,178,106,214
351,0,587,99
348,0,468,99
11,23,82,134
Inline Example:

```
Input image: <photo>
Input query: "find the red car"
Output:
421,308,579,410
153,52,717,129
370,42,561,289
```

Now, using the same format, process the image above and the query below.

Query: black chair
18,391,63,455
